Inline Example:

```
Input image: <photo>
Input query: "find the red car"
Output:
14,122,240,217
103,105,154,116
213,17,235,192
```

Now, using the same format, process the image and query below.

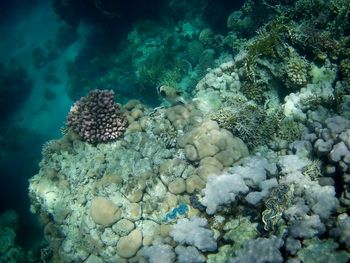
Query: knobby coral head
67,89,128,144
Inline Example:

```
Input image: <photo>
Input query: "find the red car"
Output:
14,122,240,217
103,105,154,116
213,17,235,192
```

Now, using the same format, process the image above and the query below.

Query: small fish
157,85,186,105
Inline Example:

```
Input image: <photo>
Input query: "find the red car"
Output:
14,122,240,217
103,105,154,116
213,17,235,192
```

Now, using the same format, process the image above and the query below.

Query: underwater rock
0,210,28,262
124,202,142,221
90,197,122,227
285,237,302,256
184,144,198,161
101,228,118,246
85,254,104,263
331,213,350,250
196,164,222,181
283,83,334,121
186,174,206,194
116,229,143,258
180,120,248,166
330,141,350,163
314,138,334,156
168,178,186,195
112,218,135,237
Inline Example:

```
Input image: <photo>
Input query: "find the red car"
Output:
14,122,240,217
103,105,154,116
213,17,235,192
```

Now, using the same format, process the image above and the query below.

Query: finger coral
67,89,128,144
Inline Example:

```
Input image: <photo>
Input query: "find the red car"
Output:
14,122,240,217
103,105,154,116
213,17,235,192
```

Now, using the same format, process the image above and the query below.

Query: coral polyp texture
67,89,128,144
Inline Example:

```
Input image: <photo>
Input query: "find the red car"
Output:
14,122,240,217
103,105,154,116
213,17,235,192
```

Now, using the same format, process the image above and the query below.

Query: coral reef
29,0,350,262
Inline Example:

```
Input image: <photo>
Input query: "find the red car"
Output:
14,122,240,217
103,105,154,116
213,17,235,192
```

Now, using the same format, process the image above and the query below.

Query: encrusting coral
67,89,128,144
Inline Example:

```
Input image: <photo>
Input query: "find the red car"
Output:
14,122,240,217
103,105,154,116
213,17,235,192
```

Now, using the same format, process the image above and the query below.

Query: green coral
159,59,189,88
245,32,277,82
223,217,259,250
153,121,178,149
241,81,268,105
209,102,279,149
137,51,188,91
297,238,350,263
207,245,236,263
244,19,291,82
310,63,337,84
285,52,310,89
303,159,322,180
136,49,169,88
208,107,237,130
339,58,350,87
198,28,215,46
278,118,304,143
230,103,279,149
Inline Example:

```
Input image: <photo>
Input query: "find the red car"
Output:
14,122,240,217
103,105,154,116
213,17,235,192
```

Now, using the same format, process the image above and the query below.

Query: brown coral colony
67,89,128,144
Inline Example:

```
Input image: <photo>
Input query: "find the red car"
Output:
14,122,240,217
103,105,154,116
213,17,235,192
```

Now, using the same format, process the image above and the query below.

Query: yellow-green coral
244,19,290,82
209,102,279,149
278,118,304,142
155,123,178,149
223,217,259,249
199,28,215,45
340,59,350,87
208,107,237,130
303,159,322,180
241,81,268,105
285,53,310,89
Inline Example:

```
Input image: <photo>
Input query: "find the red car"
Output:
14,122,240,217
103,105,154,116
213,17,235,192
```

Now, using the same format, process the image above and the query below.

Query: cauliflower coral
67,89,128,144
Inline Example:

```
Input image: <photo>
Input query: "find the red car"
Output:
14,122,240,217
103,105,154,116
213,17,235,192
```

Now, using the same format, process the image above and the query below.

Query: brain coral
67,89,128,144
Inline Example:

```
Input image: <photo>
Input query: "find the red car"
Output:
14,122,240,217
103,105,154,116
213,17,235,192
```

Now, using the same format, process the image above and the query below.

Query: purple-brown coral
67,89,128,144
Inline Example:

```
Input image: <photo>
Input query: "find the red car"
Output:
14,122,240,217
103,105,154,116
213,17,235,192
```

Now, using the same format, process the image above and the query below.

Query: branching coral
285,53,310,89
278,118,304,142
244,20,290,82
209,102,279,149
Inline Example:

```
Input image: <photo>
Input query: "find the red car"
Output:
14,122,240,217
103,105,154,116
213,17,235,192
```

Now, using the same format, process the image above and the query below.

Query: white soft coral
170,217,217,252
201,172,249,214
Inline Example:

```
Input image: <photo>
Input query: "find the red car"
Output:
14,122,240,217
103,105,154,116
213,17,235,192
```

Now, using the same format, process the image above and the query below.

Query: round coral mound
67,89,128,144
